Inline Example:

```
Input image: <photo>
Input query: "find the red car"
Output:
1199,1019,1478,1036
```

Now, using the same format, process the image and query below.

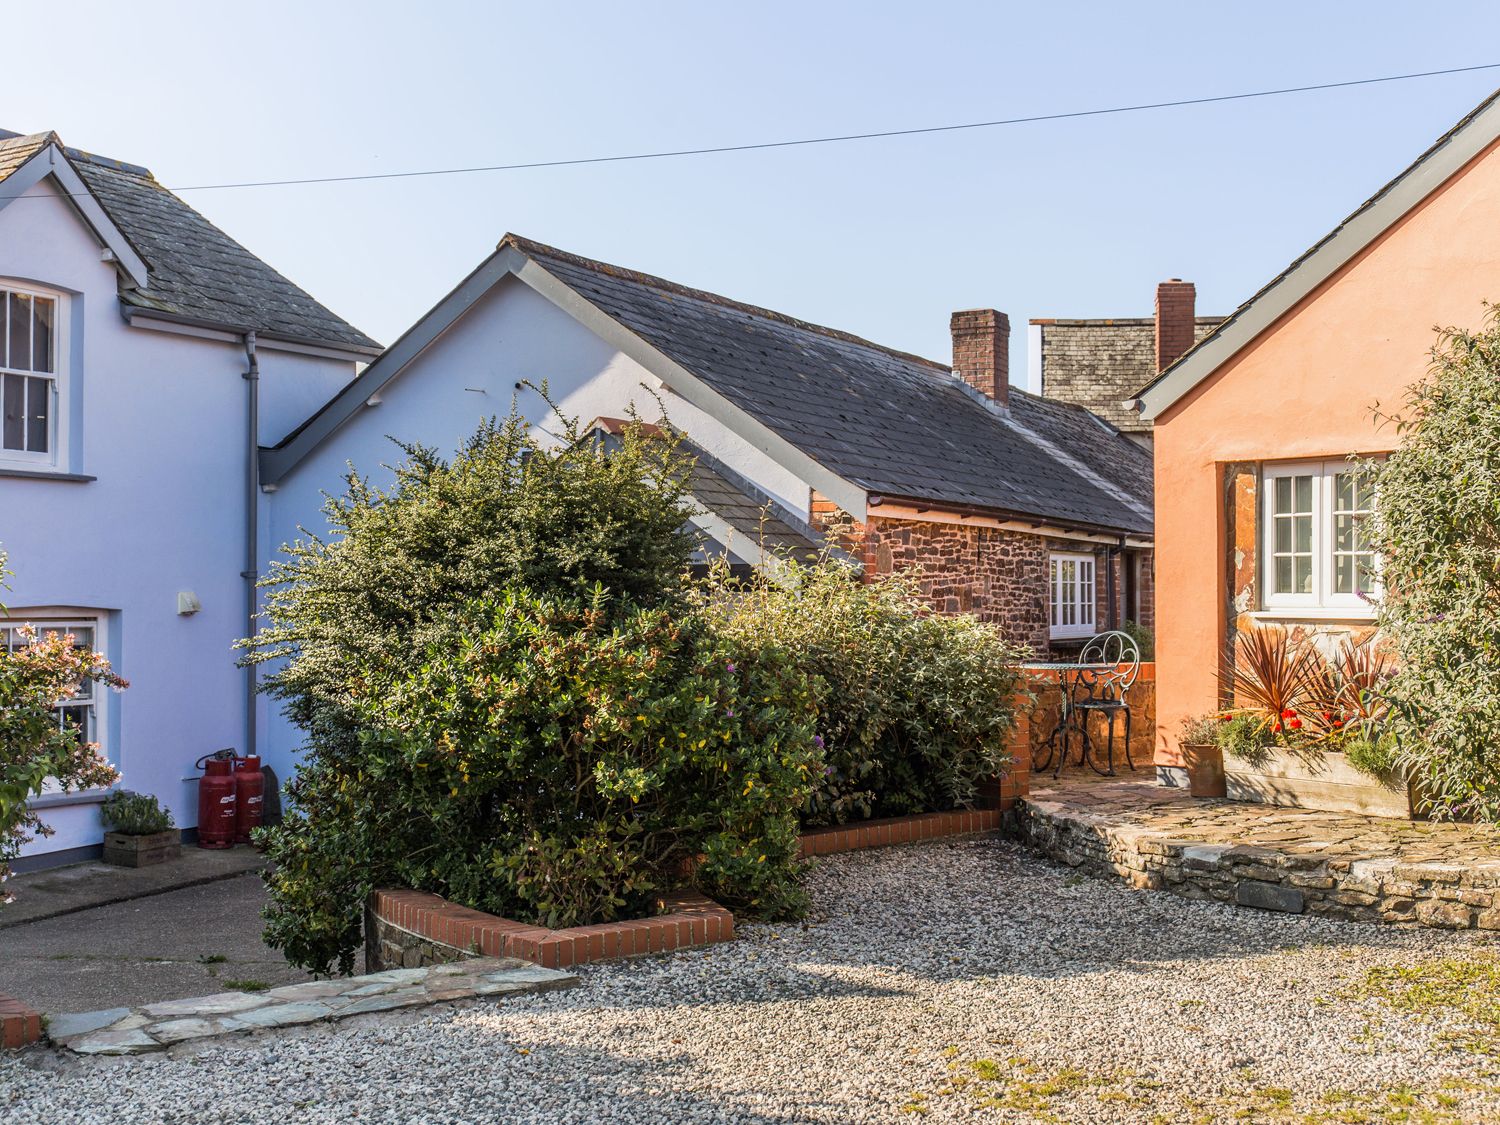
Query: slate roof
1034,317,1222,434
679,438,825,563
0,129,378,353
510,236,1154,535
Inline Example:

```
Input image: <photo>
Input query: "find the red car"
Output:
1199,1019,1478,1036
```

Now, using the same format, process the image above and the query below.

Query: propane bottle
233,753,265,845
195,750,238,849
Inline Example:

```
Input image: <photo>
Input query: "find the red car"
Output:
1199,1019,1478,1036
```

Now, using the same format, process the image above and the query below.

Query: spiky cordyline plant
1220,623,1324,734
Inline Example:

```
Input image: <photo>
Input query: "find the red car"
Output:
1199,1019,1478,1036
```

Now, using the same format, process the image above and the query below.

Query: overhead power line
165,62,1500,193
5,62,1500,201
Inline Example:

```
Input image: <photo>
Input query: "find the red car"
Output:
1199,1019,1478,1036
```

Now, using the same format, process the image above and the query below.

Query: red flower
1271,722,1282,733
1219,713,1232,723
1280,709,1297,720
1289,718,1303,730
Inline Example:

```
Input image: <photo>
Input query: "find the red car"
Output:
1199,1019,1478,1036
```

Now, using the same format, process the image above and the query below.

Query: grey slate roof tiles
679,438,825,563
0,129,378,352
511,236,1154,535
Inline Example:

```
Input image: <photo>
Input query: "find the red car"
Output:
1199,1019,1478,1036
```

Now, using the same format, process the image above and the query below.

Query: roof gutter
121,305,383,360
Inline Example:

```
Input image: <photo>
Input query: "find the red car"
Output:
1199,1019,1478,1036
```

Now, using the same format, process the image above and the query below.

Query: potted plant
1177,714,1227,797
100,790,179,867
1217,626,1412,818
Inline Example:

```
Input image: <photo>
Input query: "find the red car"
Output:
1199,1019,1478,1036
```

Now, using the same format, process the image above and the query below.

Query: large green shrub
1370,309,1500,820
1,550,124,898
249,414,818,974
263,591,817,974
697,554,1030,826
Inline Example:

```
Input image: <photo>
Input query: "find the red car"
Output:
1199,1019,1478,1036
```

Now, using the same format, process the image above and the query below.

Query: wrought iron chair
1072,631,1142,776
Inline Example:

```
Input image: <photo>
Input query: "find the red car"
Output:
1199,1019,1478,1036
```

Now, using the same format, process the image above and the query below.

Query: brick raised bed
371,805,1007,971
1,992,42,1049
798,808,1002,857
368,889,734,972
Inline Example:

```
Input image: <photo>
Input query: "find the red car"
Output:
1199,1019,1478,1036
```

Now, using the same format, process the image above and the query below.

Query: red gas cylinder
233,754,265,845
195,750,238,849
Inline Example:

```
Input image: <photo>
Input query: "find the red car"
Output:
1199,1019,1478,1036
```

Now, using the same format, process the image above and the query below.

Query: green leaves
1371,306,1500,820
696,553,1030,827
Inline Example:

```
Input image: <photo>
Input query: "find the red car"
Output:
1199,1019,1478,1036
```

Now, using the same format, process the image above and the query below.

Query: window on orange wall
1049,552,1096,640
1261,461,1379,613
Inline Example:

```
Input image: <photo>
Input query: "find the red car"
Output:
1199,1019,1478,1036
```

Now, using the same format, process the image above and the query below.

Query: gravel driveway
6,837,1500,1123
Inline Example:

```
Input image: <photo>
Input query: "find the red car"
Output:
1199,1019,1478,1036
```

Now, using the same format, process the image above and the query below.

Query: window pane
1275,556,1293,593
31,296,52,374
1334,554,1354,594
1294,475,1312,512
1335,472,1355,511
7,293,30,372
1357,559,1376,594
1275,476,1292,514
3,373,23,450
1294,514,1312,554
1274,517,1290,553
26,376,48,452
1334,513,1356,551
1295,556,1313,594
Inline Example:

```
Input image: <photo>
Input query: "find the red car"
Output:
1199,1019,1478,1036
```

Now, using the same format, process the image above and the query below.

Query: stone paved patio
47,958,577,1055
1015,773,1500,928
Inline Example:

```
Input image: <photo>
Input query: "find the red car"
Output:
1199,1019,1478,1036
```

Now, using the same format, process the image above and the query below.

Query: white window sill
1244,608,1377,624
28,787,116,811
0,465,95,483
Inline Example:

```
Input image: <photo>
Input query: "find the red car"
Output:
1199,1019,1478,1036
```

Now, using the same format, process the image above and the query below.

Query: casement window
1049,552,1096,640
1,617,105,752
1262,460,1378,612
1,283,60,462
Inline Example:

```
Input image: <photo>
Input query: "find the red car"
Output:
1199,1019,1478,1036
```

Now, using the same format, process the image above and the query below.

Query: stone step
47,958,577,1055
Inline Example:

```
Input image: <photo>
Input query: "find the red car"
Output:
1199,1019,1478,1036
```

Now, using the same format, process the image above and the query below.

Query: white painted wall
1,176,356,862
261,274,812,775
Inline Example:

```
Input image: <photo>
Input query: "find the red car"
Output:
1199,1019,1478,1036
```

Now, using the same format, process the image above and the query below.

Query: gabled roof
0,129,379,355
266,234,1153,536
1136,86,1500,419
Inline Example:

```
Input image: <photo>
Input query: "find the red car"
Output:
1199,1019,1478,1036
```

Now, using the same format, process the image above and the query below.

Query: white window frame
0,280,69,470
1261,459,1379,614
1049,552,1097,640
1,613,112,779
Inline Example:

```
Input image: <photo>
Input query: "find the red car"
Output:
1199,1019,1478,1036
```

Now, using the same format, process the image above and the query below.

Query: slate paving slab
51,957,578,1055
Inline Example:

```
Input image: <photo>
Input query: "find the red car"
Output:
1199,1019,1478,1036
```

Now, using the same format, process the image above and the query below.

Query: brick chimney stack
1154,279,1196,373
950,309,1010,407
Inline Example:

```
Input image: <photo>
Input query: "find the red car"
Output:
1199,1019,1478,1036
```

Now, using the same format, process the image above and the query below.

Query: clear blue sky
9,2,1500,378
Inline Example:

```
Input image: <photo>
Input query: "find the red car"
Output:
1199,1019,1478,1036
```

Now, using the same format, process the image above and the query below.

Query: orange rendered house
1134,89,1500,783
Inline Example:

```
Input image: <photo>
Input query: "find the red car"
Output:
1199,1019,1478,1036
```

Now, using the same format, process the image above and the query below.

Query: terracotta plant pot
102,829,181,868
1179,742,1227,798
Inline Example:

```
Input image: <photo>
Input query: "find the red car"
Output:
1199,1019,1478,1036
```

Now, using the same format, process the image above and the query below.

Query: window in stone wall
1049,552,1096,640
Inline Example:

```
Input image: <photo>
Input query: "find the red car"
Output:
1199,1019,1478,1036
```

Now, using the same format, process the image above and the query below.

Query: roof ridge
502,232,952,374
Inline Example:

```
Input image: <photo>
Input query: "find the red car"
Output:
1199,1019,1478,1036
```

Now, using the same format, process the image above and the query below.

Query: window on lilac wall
0,284,59,462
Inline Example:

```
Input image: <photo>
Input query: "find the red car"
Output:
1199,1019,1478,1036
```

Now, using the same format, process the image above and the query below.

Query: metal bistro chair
1072,631,1142,776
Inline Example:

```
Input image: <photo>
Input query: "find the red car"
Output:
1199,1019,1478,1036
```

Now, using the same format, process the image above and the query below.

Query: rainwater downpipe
242,332,259,758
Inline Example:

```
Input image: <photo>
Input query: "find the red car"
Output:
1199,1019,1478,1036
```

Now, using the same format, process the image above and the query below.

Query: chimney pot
950,308,1010,407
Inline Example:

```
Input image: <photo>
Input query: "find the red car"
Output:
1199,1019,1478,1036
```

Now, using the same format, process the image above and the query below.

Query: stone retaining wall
1013,790,1500,929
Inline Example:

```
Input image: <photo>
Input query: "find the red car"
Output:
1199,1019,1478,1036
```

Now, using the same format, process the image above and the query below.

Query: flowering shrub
1368,309,1500,820
1,552,125,898
696,554,1030,826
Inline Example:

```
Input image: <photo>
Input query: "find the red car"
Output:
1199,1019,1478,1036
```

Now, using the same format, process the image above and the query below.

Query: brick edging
1,992,42,1049
797,808,1003,857
371,889,733,970
372,807,1005,971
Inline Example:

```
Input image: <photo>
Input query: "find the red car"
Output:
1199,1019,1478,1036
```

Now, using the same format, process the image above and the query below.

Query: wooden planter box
1224,745,1412,819
102,830,181,868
